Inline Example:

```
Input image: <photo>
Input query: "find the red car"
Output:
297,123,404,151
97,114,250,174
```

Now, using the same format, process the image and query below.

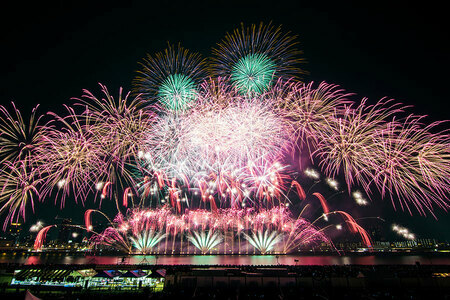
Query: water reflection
0,253,449,266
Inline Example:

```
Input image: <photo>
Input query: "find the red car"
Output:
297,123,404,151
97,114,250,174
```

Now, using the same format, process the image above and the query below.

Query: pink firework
272,81,352,155
89,206,336,254
332,211,372,248
312,192,330,214
34,225,55,251
143,97,291,178
36,108,107,206
74,84,158,165
0,157,42,229
315,98,405,193
138,84,295,208
371,116,450,215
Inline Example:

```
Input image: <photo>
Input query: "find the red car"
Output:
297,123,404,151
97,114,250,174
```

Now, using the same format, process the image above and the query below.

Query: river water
2,253,450,265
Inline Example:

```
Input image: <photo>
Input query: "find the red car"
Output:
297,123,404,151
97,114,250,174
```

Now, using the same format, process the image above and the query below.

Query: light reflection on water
1,253,450,265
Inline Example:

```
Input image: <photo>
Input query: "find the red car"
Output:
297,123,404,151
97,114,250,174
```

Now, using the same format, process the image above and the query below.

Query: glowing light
305,168,320,180
353,191,369,206
392,224,416,240
326,178,339,191
95,182,104,191
57,179,66,189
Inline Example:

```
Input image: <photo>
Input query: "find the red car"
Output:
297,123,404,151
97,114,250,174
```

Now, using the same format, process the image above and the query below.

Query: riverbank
1,263,450,299
2,252,450,266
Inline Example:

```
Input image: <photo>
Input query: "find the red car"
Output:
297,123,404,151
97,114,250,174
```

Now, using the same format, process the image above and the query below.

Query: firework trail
84,209,113,232
34,225,55,250
291,181,306,200
331,211,372,248
312,192,330,214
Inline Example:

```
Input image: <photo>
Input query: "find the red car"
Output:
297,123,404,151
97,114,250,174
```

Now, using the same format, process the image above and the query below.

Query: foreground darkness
1,263,450,299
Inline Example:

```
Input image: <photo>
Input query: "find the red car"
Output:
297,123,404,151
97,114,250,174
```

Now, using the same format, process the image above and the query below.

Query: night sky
1,1,449,240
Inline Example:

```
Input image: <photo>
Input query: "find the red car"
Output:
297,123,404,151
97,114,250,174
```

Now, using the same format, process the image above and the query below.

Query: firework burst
315,99,405,193
211,22,304,95
187,230,223,254
392,224,416,240
138,88,294,208
133,44,207,110
0,157,42,229
37,108,106,206
371,116,450,215
87,206,336,255
130,230,166,254
73,84,158,198
0,103,45,164
243,229,283,254
272,81,352,155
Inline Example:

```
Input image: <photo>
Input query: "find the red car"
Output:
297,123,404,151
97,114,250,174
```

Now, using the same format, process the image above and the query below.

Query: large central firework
1,23,449,255
142,97,289,178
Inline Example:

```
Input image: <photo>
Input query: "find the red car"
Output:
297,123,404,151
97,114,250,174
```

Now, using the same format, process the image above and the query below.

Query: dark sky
1,1,449,240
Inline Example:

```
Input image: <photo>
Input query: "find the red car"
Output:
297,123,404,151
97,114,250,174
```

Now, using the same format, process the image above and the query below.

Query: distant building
0,239,14,250
57,219,73,244
365,223,385,241
68,227,84,244
390,238,438,250
5,222,23,244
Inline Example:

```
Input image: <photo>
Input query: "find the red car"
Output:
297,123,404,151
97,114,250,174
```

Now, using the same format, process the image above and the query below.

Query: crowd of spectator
1,263,450,299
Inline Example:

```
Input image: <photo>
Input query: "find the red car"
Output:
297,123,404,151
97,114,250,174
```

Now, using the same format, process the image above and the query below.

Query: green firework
187,230,222,254
158,74,198,110
130,230,166,254
231,53,276,95
243,229,283,254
